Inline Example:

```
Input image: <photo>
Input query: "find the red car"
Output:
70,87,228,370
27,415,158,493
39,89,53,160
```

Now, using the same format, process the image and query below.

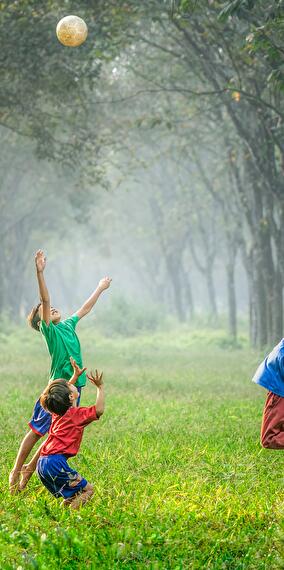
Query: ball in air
56,15,88,47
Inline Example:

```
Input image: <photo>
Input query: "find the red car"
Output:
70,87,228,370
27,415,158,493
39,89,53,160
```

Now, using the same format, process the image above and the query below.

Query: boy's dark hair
40,380,72,416
27,302,41,332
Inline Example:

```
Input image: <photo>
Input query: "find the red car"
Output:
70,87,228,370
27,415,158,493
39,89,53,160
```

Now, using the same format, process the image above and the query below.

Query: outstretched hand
69,357,87,384
87,370,104,388
98,277,112,292
35,250,46,272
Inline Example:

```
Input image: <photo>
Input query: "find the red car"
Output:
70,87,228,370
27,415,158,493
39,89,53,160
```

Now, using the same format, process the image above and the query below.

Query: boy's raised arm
87,370,105,417
68,357,87,385
75,277,112,320
35,250,51,326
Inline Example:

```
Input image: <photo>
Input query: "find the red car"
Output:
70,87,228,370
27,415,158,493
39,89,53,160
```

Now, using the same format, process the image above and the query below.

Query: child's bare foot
70,490,93,510
9,469,20,494
18,464,34,491
63,483,94,510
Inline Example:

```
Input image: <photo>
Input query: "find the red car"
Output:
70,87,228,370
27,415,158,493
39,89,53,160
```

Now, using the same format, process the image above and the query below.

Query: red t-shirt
40,406,98,457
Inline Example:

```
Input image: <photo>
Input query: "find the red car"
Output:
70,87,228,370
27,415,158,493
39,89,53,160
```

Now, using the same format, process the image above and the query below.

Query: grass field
0,324,284,569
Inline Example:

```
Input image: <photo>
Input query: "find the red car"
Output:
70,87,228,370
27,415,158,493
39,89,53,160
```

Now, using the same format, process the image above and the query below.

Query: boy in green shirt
9,249,111,494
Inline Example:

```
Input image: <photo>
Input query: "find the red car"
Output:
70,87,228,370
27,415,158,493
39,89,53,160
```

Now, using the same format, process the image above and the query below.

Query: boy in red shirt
9,249,111,494
37,358,104,509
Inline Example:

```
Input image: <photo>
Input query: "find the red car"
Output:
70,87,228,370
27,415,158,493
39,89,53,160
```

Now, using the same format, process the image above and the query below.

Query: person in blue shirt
252,339,284,448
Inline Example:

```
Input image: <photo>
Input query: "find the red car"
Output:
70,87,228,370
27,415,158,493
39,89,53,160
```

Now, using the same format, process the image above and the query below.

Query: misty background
1,0,283,346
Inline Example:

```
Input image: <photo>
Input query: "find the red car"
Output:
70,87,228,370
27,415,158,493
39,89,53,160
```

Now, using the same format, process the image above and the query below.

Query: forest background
1,0,283,348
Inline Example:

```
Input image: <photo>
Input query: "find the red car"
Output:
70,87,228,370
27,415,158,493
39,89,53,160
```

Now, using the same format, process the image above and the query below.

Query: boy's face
38,305,61,324
68,383,79,405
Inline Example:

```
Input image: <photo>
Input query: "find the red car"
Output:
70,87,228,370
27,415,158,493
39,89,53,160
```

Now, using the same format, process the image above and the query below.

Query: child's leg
9,430,41,493
63,483,94,510
261,391,284,449
19,440,46,491
10,399,52,493
37,454,92,508
18,393,83,491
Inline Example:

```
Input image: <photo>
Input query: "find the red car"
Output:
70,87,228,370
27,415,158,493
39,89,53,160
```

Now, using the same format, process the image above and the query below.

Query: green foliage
95,296,165,337
0,327,282,568
1,0,284,345
218,0,284,89
218,0,258,21
0,0,135,163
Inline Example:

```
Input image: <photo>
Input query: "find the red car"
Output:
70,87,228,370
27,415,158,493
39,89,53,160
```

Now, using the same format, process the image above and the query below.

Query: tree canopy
1,0,284,346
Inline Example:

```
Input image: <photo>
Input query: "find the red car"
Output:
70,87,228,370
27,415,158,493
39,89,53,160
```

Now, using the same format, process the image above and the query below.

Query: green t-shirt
40,315,86,387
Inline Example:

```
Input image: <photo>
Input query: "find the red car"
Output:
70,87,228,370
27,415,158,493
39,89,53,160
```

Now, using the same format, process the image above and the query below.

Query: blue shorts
29,386,82,437
37,454,88,499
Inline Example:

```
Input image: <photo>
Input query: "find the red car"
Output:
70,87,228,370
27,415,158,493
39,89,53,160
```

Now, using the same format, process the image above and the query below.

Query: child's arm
87,370,105,418
68,357,87,385
35,250,51,326
75,277,112,320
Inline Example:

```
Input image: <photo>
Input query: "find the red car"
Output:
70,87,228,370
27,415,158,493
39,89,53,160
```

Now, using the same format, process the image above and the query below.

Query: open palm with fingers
87,370,104,387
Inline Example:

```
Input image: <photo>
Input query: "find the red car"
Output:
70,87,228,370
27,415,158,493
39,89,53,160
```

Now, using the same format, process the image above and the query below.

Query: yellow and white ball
56,15,88,47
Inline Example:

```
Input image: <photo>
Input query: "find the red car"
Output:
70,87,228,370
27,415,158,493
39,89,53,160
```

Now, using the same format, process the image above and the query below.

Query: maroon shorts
261,391,284,449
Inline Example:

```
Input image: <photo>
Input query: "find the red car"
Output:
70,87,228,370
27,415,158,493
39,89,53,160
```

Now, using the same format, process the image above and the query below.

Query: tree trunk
205,262,218,320
254,251,268,348
171,266,186,322
271,267,283,343
226,261,237,340
181,264,195,320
